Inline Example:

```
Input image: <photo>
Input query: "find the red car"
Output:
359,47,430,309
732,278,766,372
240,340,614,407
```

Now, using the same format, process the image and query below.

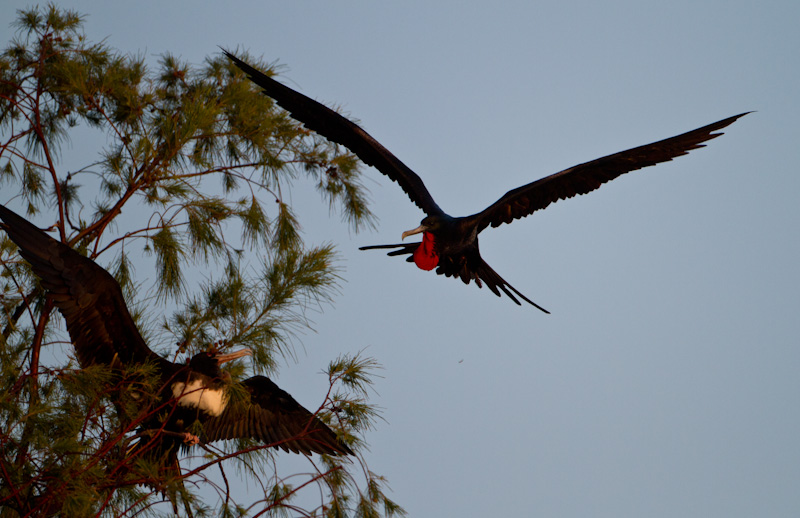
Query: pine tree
0,6,403,517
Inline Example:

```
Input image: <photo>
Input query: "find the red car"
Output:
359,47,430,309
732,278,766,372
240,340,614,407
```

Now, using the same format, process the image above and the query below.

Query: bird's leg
181,432,200,446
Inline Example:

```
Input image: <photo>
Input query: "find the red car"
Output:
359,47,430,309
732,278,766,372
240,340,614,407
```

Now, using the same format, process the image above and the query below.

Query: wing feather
472,113,749,231
224,51,443,216
202,376,352,455
0,204,161,368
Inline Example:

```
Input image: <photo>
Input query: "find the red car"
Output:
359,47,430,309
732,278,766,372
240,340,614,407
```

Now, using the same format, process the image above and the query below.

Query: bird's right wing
0,204,161,369
201,376,352,455
224,51,444,216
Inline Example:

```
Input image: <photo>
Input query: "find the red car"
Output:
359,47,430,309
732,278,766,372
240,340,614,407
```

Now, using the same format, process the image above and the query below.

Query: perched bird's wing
0,204,164,369
472,112,749,232
202,376,353,456
224,51,444,216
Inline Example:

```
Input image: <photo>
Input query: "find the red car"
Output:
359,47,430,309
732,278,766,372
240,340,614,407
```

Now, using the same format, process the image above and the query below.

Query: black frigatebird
224,51,747,313
0,204,353,469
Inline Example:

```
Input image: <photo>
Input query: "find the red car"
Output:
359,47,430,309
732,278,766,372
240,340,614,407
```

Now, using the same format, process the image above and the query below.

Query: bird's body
0,204,352,471
225,51,747,312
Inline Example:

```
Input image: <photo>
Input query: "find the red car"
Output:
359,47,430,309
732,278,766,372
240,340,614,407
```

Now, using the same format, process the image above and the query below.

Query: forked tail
359,242,419,262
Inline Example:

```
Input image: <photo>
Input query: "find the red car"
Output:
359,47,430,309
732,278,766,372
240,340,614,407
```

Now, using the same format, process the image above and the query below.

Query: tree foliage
0,5,401,517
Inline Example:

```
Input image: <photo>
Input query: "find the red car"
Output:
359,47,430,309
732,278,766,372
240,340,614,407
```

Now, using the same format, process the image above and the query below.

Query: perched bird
0,203,353,470
224,51,747,313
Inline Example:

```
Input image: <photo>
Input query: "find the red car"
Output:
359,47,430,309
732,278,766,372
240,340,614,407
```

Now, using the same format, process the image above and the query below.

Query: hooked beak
401,224,427,240
215,348,253,365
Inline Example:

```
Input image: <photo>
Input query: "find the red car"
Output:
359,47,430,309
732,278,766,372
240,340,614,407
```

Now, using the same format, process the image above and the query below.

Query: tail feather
359,242,417,253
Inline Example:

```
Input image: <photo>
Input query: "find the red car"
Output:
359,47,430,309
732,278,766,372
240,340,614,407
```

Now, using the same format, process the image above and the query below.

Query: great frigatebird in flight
0,204,353,470
224,51,747,313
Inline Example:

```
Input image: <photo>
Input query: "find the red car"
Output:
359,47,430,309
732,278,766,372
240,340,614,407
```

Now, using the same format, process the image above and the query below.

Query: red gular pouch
413,232,439,271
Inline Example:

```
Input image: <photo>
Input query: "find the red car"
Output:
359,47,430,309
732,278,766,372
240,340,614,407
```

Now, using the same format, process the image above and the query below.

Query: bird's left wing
201,375,352,455
472,112,749,232
0,204,163,369
223,51,444,216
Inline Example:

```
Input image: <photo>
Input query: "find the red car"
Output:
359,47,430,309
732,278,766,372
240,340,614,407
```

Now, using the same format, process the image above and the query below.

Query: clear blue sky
3,1,798,516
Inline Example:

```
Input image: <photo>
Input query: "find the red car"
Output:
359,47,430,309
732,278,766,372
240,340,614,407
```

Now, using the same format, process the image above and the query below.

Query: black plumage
224,51,747,312
0,204,352,467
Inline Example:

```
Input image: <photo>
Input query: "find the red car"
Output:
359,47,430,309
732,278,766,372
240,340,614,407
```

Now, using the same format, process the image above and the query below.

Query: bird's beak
401,224,426,240
215,348,253,365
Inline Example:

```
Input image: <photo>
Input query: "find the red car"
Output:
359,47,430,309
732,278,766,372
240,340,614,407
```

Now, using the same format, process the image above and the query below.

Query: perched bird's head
188,348,253,379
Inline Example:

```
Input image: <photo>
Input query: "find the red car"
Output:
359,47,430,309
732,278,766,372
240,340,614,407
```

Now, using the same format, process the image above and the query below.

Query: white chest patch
171,380,228,416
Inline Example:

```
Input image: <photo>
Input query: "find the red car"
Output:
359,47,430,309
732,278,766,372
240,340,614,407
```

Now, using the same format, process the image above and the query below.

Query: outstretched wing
202,376,353,455
472,112,749,231
224,50,444,217
0,204,161,369
359,241,550,313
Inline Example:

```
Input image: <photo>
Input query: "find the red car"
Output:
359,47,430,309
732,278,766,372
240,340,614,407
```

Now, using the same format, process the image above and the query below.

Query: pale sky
2,1,798,516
